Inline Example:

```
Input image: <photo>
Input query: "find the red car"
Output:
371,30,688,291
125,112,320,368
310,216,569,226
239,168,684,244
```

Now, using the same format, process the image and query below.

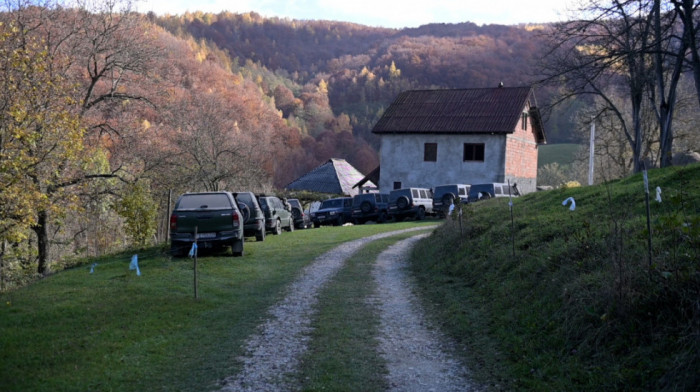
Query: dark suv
311,197,353,227
388,187,433,221
233,191,266,241
468,183,520,202
288,198,310,229
257,194,294,235
170,192,244,257
433,184,470,217
351,193,390,224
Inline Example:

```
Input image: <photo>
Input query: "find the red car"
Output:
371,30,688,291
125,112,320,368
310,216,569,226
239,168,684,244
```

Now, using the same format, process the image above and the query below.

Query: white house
372,86,546,194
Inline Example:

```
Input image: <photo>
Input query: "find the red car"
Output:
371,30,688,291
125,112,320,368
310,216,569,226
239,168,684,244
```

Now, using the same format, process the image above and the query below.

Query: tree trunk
33,210,50,276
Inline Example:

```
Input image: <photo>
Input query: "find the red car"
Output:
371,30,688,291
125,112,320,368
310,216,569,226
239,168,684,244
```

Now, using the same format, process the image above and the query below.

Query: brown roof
372,87,545,142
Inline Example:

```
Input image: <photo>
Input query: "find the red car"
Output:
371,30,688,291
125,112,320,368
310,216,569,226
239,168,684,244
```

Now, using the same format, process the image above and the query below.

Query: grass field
2,164,698,391
0,221,436,392
538,143,582,168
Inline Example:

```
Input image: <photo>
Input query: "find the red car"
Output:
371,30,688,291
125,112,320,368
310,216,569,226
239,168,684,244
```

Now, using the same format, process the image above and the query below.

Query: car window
412,189,419,198
495,186,502,195
258,198,268,208
419,190,427,198
459,187,466,196
321,199,340,209
236,193,254,205
178,194,231,210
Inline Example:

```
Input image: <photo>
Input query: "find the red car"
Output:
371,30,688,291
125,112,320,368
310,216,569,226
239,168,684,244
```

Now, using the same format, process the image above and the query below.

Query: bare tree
541,0,657,173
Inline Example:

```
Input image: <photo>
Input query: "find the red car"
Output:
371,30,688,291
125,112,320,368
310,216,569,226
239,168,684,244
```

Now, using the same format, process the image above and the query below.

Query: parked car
388,187,433,221
169,191,244,257
288,198,311,229
351,193,390,224
433,184,470,217
257,194,294,235
311,197,353,227
468,183,520,202
232,191,266,241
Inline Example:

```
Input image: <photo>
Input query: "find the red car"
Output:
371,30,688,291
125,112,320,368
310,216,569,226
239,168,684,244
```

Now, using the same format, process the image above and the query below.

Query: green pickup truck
169,192,245,257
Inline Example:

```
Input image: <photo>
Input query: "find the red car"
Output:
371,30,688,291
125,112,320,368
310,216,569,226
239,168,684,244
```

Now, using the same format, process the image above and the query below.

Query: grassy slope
0,221,435,392
411,164,700,391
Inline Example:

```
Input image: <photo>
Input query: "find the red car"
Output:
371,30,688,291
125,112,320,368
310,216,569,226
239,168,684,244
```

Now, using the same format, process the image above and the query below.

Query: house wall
503,112,540,193
378,133,508,192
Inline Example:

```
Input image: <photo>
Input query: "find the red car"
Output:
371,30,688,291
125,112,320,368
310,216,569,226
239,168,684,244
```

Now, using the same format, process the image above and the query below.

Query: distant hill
155,12,577,147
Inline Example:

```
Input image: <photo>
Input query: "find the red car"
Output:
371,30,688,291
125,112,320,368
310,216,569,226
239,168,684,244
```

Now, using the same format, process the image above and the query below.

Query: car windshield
320,199,343,209
177,194,231,210
289,200,301,208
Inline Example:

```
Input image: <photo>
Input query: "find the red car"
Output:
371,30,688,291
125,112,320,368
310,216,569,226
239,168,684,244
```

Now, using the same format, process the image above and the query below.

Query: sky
137,0,577,28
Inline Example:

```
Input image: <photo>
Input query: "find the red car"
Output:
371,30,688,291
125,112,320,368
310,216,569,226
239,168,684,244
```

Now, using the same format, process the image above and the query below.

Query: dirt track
220,226,477,391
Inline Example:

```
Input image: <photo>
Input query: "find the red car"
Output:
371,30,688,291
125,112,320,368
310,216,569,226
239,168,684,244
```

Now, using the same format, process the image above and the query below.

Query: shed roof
285,158,374,196
372,86,545,142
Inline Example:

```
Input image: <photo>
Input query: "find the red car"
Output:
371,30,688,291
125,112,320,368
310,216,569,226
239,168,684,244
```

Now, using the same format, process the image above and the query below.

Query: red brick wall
505,113,539,179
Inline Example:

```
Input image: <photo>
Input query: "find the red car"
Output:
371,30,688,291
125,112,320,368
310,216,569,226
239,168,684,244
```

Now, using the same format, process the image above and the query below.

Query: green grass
410,164,700,391
297,231,433,391
0,221,436,392
538,143,581,168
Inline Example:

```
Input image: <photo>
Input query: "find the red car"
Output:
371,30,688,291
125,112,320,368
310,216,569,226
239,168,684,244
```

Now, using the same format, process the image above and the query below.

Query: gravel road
220,226,476,391
371,234,478,391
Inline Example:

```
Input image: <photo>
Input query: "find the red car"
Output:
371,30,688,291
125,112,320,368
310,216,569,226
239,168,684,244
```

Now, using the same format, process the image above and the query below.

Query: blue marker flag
129,254,141,276
189,243,198,258
90,263,98,274
562,197,576,211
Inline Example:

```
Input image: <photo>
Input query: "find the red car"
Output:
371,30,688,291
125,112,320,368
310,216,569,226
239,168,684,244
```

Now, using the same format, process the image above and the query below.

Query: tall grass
410,164,699,391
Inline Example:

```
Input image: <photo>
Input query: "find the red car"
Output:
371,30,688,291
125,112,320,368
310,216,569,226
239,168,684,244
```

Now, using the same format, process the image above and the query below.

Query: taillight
170,215,177,231
233,211,240,228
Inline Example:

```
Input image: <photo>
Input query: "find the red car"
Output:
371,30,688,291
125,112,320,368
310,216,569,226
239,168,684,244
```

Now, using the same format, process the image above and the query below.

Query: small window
459,187,466,196
393,182,402,190
424,143,437,162
495,186,503,195
463,143,485,161
412,189,419,198
419,190,428,198
522,112,528,130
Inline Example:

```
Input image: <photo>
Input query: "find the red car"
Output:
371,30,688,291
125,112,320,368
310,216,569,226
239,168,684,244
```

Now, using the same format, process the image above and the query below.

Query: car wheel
397,196,409,210
273,219,282,235
287,217,294,232
256,227,265,242
170,243,185,258
239,203,251,223
232,238,244,257
360,201,372,213
416,207,425,220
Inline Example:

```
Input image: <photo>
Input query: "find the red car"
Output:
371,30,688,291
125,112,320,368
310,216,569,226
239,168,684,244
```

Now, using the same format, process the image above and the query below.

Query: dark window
424,143,437,162
522,112,528,130
463,143,485,161
393,182,402,190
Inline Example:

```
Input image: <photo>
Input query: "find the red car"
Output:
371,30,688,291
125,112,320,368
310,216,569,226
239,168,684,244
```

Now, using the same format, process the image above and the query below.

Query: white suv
388,187,433,220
